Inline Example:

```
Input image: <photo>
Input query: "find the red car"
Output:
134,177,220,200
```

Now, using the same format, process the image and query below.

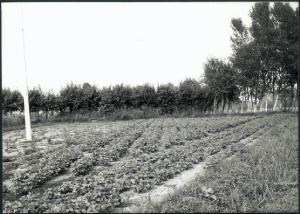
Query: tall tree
178,78,202,108
230,18,263,109
272,2,299,108
204,58,238,112
249,2,278,103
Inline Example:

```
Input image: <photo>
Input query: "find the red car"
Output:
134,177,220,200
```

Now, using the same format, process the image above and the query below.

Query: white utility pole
20,5,32,141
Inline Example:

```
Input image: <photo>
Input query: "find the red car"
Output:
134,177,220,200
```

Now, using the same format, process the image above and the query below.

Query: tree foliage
2,88,23,114
204,58,239,111
28,87,44,114
229,2,298,109
157,83,178,113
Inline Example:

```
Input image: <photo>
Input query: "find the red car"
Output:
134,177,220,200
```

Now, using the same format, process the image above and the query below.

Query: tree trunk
247,100,251,113
213,96,217,114
273,95,279,111
296,83,299,112
265,93,268,112
89,110,92,122
272,72,275,104
246,88,248,101
241,99,244,114
227,98,230,113
297,83,299,100
272,88,275,107
290,84,294,111
221,94,224,113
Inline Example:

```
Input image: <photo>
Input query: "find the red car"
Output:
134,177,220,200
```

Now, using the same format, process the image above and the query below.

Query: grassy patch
145,115,298,213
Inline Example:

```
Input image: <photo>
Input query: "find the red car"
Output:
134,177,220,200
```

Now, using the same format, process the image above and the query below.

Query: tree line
2,2,298,118
2,80,217,117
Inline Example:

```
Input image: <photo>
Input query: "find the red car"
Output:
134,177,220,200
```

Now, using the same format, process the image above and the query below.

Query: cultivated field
2,113,297,213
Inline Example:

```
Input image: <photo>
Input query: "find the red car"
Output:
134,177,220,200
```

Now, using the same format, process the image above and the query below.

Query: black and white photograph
2,1,299,213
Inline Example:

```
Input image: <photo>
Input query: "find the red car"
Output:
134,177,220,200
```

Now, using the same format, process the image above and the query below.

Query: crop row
181,115,259,134
115,115,280,189
128,119,164,156
11,146,83,196
9,119,153,196
110,115,279,193
71,119,154,175
4,115,284,213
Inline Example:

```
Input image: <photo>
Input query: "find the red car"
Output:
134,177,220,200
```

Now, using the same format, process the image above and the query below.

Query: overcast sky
2,2,298,94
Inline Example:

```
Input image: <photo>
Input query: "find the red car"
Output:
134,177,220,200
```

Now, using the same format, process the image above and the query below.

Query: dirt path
114,124,273,213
